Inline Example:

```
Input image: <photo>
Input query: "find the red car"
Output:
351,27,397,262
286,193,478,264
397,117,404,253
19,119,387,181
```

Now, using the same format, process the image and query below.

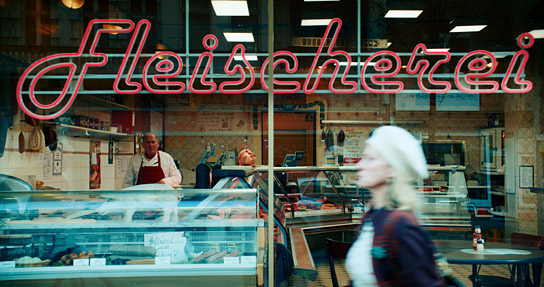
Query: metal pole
267,0,275,286
186,0,189,87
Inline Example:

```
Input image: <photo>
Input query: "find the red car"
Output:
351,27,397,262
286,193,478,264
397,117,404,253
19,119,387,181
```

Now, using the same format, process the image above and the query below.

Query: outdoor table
435,240,544,287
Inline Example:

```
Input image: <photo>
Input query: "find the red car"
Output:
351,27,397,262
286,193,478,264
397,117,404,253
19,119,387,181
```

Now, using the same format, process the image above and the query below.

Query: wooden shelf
479,171,505,175
58,124,132,137
82,95,129,110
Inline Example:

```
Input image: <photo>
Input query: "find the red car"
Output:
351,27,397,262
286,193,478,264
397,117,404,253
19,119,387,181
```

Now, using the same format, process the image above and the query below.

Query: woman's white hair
385,172,421,213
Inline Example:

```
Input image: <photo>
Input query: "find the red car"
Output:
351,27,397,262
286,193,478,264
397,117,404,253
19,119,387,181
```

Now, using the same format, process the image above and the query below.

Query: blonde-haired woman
345,126,446,286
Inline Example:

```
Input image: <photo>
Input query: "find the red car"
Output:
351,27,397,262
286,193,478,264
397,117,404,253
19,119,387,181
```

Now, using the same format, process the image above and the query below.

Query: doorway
262,111,316,167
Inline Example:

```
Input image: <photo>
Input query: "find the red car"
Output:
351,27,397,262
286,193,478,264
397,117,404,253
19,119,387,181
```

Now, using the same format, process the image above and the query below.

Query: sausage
194,250,216,263
206,250,227,263
109,245,156,256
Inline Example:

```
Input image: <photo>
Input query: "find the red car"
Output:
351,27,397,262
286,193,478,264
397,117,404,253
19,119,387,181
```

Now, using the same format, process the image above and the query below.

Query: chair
469,233,544,287
325,238,353,287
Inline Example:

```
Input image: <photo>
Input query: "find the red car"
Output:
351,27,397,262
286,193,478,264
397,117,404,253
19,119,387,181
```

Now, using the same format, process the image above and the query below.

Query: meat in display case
0,185,266,286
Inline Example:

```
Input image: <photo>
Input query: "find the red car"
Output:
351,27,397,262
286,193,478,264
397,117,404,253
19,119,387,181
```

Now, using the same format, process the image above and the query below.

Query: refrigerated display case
0,186,266,286
253,165,472,232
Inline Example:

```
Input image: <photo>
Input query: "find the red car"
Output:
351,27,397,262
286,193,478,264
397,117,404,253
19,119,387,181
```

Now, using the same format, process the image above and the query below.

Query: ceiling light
384,10,423,18
234,55,258,61
62,0,84,9
223,32,254,42
492,52,513,59
449,25,487,33
338,61,375,66
387,42,392,47
103,24,123,35
528,29,544,39
155,51,166,60
425,48,450,52
211,0,249,16
301,19,333,26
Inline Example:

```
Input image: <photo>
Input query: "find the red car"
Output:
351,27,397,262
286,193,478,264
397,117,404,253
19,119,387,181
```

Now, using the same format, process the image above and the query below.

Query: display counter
253,165,471,231
246,165,473,280
0,186,266,286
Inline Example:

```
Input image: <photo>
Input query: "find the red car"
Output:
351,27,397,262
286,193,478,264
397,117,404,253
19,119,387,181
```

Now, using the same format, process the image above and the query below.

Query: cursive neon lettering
303,18,357,94
114,20,150,94
17,18,534,120
455,50,499,93
407,44,452,93
17,19,134,120
219,44,255,93
190,35,218,94
260,51,301,93
501,33,533,93
143,52,185,94
361,50,403,94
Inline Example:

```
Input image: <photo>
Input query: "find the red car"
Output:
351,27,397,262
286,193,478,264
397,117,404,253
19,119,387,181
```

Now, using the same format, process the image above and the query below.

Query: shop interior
1,0,544,286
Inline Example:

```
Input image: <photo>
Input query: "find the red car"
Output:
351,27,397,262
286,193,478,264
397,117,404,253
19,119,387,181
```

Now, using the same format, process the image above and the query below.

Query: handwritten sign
0,261,15,268
73,258,90,266
343,131,366,165
90,258,106,266
436,93,479,111
240,256,257,265
395,94,430,111
144,232,187,263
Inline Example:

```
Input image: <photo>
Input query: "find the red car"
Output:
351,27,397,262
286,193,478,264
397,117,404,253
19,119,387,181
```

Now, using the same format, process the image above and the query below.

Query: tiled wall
505,92,540,235
0,124,121,191
2,90,542,235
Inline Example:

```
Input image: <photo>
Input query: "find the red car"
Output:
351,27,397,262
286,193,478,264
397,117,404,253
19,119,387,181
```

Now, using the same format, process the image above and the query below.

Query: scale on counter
282,151,304,167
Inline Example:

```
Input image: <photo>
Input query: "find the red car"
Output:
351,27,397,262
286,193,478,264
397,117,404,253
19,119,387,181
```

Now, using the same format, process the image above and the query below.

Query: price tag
240,256,257,265
90,258,106,266
73,259,89,266
155,256,171,265
223,256,240,265
0,261,15,268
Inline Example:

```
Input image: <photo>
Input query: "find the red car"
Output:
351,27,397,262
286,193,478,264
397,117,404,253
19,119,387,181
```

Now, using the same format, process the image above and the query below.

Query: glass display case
211,167,289,246
252,166,472,232
417,166,473,236
0,185,266,286
255,166,355,221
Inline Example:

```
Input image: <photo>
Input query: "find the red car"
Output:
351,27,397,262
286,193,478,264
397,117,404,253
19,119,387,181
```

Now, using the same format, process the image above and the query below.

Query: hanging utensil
337,129,345,147
18,131,25,153
326,129,334,152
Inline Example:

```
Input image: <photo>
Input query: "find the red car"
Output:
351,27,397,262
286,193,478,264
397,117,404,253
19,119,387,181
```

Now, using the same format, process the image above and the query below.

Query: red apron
136,152,166,185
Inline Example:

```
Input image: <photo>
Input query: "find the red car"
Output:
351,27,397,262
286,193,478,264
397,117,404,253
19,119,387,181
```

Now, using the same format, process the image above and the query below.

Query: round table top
435,240,544,265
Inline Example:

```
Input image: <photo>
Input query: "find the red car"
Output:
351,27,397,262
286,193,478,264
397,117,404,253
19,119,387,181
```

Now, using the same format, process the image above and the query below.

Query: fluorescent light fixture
425,48,450,52
492,52,513,59
301,19,333,26
223,32,254,42
528,29,544,39
384,10,423,18
211,0,249,16
234,55,258,61
338,61,375,66
449,25,487,33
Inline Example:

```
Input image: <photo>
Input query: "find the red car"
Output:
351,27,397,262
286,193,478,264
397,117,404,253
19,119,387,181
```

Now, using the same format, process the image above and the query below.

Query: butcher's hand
156,179,166,184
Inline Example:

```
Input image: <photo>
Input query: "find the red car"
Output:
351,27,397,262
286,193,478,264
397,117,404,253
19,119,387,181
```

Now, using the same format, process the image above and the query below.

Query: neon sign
17,18,534,120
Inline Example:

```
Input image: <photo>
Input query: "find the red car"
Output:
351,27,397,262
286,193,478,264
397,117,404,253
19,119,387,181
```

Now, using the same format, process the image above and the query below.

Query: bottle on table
476,238,485,252
473,226,482,250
